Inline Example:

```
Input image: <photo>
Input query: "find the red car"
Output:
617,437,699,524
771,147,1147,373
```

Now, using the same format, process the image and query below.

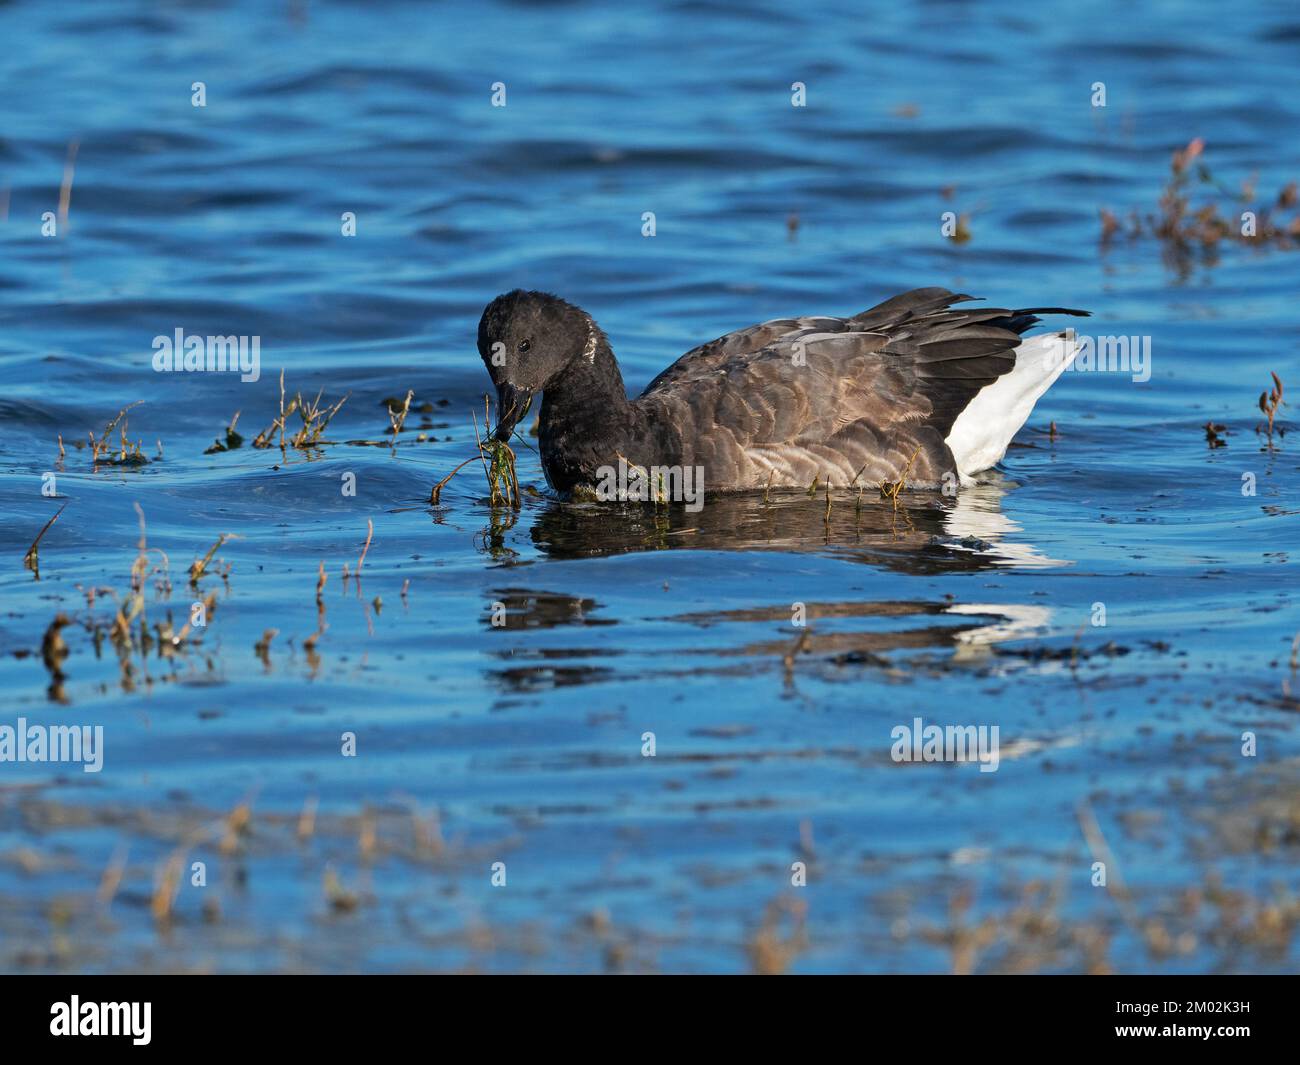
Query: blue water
1,0,1297,972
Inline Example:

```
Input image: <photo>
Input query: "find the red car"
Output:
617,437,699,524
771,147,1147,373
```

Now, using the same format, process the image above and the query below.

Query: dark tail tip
1001,306,1091,334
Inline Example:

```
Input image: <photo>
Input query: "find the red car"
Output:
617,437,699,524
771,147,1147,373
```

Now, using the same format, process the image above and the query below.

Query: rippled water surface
1,0,1298,973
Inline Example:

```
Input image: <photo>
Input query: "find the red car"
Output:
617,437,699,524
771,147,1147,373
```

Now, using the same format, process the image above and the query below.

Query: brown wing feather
633,288,1059,490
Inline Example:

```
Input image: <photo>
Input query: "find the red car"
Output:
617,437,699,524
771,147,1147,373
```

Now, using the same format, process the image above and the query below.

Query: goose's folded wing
634,288,1086,486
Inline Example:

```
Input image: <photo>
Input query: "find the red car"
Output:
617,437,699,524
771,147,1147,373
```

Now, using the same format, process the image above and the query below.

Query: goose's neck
538,333,637,491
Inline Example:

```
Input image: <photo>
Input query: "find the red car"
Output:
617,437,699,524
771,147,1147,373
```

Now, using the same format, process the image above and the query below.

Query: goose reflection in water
473,475,1066,693
521,472,1070,574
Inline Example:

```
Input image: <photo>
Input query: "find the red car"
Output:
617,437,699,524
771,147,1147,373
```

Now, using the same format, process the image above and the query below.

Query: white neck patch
582,318,598,363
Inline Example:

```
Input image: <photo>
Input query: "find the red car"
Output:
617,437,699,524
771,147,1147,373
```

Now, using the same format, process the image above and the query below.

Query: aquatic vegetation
323,867,360,913
1100,139,1300,274
475,402,522,509
247,370,349,450
950,211,972,244
39,614,71,689
428,399,523,508
23,502,67,576
211,383,444,457
297,796,319,844
220,802,252,857
253,628,277,667
59,402,150,468
356,518,374,580
204,411,244,454
427,455,480,505
746,896,808,975
188,533,235,585
372,393,446,447
150,849,185,926
289,387,350,448
878,445,923,511
23,510,228,702
57,140,78,233
385,389,414,436
1259,371,1285,442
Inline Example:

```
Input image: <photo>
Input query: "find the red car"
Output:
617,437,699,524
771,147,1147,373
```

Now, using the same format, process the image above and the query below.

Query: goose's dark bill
492,384,534,442
476,287,1089,496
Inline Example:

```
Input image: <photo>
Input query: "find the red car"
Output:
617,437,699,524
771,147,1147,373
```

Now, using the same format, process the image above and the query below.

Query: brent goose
479,288,1088,496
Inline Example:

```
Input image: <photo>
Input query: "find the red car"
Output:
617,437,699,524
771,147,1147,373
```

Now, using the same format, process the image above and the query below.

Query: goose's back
634,288,1034,490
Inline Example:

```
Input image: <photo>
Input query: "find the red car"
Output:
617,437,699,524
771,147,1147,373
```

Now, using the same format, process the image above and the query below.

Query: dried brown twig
1101,139,1300,276
248,370,349,450
189,533,236,585
1259,371,1284,440
879,445,923,511
387,389,414,436
24,503,68,573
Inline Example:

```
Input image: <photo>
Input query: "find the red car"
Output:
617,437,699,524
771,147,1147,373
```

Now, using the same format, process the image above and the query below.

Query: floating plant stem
189,533,235,584
427,454,481,505
357,518,374,577
387,389,414,437
24,502,68,573
57,140,78,233
1259,371,1284,439
878,445,923,511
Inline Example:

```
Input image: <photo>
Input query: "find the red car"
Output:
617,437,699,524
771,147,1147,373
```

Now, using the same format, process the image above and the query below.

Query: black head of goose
477,287,1089,497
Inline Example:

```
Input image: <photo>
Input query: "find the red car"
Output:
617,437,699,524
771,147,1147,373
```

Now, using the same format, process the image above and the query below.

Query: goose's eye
518,339,531,353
